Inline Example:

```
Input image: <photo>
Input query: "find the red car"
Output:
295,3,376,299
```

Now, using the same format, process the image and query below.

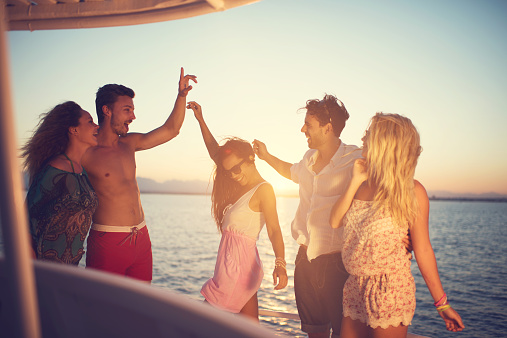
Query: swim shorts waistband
91,220,146,233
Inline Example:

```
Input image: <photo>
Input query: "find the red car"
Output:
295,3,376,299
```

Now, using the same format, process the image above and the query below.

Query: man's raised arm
252,139,292,180
135,67,197,151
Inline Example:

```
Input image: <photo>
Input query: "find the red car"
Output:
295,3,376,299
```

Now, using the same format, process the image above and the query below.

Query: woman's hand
439,307,465,332
352,158,368,183
273,266,288,290
186,101,203,121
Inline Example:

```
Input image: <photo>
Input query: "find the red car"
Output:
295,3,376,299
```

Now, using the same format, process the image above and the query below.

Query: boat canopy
5,0,260,31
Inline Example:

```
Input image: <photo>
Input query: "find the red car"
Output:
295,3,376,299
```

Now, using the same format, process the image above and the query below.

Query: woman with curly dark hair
188,101,288,321
21,101,99,265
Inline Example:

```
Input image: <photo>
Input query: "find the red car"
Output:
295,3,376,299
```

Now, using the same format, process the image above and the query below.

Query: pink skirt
201,230,263,313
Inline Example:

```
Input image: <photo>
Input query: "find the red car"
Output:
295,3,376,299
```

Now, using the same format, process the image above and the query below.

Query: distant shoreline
428,197,507,203
27,174,505,202
140,190,301,198
140,191,507,203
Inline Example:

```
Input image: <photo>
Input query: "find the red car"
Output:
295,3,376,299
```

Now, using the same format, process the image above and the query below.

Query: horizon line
139,190,507,203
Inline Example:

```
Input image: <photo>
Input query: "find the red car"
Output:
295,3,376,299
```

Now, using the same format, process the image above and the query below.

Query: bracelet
434,293,447,307
437,304,452,312
275,257,286,270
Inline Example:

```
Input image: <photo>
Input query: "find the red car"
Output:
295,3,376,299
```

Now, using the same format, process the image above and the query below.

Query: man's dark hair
303,94,349,137
95,84,135,124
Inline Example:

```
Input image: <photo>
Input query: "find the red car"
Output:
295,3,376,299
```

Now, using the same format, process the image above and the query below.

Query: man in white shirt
253,94,361,338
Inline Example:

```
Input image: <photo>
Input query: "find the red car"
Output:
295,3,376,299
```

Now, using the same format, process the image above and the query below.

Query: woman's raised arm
187,101,220,163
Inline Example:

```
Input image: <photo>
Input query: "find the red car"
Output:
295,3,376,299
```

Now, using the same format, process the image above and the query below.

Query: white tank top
221,182,268,240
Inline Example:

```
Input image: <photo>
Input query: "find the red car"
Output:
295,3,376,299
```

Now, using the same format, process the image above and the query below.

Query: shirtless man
83,68,197,282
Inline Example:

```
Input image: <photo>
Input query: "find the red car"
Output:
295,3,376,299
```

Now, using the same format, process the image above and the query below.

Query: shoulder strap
62,153,75,173
246,181,268,200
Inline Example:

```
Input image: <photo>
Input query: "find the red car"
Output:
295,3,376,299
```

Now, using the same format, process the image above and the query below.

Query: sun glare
263,171,298,197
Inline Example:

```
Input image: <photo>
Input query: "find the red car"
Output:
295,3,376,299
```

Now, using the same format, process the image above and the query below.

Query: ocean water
1,194,506,337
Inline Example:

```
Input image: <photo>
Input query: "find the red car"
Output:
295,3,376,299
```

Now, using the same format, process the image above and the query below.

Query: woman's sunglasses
223,159,246,178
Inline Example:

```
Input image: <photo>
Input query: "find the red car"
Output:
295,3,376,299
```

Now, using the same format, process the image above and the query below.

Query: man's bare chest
88,148,137,181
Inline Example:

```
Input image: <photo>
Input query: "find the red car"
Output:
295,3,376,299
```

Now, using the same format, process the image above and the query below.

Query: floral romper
342,200,415,329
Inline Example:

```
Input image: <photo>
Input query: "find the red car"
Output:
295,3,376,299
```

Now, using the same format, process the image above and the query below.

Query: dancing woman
330,113,464,337
188,101,288,320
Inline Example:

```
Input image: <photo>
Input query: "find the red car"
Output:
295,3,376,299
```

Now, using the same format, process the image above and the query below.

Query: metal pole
0,2,42,337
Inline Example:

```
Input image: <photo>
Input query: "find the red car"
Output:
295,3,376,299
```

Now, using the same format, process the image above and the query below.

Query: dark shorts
294,246,349,336
86,226,153,282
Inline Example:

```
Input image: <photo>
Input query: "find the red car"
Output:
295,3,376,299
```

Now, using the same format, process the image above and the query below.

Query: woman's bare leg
340,316,370,338
372,324,408,338
239,293,259,322
341,316,408,338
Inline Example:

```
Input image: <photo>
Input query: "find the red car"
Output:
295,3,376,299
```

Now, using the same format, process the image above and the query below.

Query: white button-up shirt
290,142,361,261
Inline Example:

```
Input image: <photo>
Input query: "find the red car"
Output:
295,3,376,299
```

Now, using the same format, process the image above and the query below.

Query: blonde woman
329,113,464,337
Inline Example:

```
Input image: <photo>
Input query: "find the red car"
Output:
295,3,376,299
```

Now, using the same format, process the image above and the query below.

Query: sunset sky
7,0,507,195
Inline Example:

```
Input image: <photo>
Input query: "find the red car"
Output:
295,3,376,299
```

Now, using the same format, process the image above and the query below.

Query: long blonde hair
364,113,422,228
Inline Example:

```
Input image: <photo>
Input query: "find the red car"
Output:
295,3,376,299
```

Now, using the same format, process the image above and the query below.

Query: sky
7,0,507,195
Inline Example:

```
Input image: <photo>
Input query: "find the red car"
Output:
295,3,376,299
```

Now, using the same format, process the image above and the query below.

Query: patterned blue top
26,165,98,265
